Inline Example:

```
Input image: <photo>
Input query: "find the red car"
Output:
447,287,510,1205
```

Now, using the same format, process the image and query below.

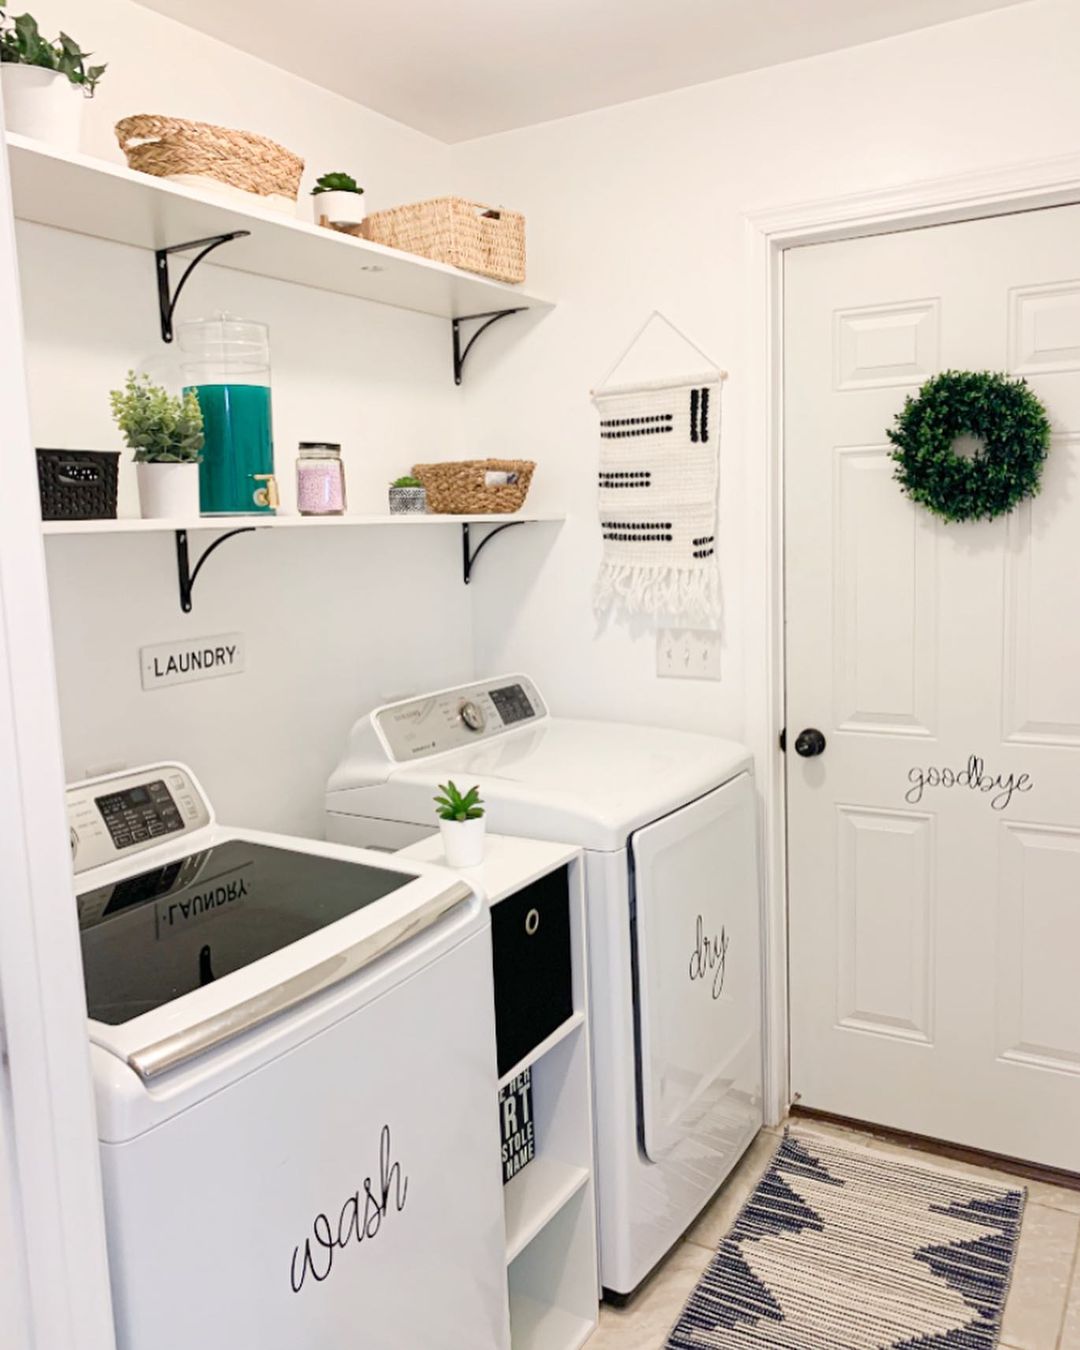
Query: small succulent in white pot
110,371,204,520
0,8,105,150
388,475,427,515
312,171,366,228
435,781,486,869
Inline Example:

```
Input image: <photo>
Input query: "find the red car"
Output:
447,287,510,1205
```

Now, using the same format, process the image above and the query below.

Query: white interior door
785,205,1080,1171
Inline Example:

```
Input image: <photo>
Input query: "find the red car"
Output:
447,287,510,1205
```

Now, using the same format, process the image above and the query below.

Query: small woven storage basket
412,460,535,514
115,115,304,202
364,198,525,283
36,450,119,521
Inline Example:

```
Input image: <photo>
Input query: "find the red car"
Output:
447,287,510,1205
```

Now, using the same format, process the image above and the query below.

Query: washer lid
331,718,752,851
77,838,413,1027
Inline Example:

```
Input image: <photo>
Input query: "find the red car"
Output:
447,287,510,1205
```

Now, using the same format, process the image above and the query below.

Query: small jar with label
296,442,346,516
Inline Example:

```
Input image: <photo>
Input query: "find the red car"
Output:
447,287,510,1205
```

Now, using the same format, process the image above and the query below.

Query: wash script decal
289,1124,408,1294
905,755,1033,812
689,915,730,1000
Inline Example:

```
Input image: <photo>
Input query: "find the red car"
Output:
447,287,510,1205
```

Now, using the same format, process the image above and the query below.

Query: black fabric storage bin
36,449,119,521
490,865,573,1077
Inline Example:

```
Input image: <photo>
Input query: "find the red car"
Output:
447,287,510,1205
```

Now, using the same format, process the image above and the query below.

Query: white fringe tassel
594,563,720,627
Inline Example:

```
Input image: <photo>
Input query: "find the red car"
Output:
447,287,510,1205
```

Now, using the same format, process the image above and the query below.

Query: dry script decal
905,755,1033,812
689,915,729,1000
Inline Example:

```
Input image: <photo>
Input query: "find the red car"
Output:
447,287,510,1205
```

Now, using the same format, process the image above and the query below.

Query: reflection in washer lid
77,840,411,1025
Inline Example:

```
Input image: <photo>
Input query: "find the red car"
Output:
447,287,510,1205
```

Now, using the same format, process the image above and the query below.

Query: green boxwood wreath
887,370,1051,523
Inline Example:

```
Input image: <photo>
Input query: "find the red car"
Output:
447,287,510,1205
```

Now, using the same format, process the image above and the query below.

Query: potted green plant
311,171,366,228
0,8,104,150
109,372,204,520
388,474,427,515
434,781,486,868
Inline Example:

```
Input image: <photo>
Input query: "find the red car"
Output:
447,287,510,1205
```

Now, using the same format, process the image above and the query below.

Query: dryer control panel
375,676,548,761
67,764,211,874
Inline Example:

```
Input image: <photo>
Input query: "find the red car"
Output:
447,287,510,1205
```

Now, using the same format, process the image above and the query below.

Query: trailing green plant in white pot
311,171,366,229
435,781,486,868
110,372,204,520
0,8,105,151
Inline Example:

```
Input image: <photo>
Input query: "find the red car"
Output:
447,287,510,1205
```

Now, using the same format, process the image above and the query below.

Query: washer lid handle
124,880,473,1082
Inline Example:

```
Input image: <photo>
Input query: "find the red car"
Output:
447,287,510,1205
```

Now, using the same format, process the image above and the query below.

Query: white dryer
70,762,510,1350
326,676,763,1298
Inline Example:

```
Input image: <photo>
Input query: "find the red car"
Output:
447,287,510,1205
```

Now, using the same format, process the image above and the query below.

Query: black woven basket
36,449,119,521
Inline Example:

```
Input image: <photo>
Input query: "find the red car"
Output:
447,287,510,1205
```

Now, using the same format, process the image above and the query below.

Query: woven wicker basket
412,459,535,514
115,115,304,203
364,198,525,283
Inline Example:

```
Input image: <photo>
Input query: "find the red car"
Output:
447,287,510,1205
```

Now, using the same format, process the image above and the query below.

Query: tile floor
586,1118,1080,1349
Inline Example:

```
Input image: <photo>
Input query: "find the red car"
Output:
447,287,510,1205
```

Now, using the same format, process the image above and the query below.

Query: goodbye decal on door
905,755,1034,812
688,915,730,999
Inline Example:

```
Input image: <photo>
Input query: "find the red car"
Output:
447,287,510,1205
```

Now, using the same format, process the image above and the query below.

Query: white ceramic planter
0,65,83,151
439,817,486,869
313,189,366,227
136,461,200,520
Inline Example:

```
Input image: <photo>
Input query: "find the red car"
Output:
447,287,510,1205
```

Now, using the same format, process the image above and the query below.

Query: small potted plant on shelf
110,371,204,520
388,474,427,514
435,781,486,868
311,171,366,230
0,8,105,150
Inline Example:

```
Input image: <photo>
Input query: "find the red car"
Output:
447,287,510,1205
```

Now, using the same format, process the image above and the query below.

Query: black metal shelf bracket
156,231,251,342
175,527,256,613
452,308,526,385
461,521,526,584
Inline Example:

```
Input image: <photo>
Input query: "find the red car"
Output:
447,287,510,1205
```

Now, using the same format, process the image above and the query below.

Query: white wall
453,0,1080,741
20,0,1080,833
18,0,476,837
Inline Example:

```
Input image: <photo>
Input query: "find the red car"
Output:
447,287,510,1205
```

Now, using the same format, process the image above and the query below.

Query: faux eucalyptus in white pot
110,371,204,520
435,781,486,869
0,9,105,150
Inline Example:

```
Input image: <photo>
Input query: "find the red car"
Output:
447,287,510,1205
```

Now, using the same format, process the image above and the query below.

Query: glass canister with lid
179,314,277,515
296,442,347,515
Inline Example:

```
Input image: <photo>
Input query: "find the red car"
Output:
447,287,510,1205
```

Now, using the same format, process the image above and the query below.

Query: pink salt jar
296,442,347,515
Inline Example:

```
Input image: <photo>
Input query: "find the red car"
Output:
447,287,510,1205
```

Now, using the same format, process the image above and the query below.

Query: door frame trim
741,150,1080,1126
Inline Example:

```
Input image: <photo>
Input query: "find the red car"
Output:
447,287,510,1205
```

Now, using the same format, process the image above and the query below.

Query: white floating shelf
6,134,553,321
41,512,565,537
504,1158,590,1265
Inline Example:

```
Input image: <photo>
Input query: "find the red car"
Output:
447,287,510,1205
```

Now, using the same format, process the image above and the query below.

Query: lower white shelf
508,1293,594,1350
504,1157,591,1265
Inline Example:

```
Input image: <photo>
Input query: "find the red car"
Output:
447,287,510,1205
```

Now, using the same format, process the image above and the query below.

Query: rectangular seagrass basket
364,198,525,283
411,460,535,514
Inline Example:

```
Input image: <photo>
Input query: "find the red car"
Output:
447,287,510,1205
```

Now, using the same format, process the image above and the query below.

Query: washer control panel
375,676,547,761
67,765,211,874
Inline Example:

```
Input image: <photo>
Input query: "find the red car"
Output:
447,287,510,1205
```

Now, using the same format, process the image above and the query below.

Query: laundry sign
140,633,245,691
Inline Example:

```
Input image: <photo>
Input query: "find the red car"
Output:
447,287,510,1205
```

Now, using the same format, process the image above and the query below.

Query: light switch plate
657,628,722,681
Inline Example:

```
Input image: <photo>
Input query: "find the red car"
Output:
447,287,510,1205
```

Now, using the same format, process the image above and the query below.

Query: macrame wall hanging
591,312,726,626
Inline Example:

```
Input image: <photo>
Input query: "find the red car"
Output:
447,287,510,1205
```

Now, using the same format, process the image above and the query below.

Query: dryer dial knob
460,700,486,732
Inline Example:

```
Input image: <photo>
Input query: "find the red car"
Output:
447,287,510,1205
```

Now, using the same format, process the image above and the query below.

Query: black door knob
794,728,827,758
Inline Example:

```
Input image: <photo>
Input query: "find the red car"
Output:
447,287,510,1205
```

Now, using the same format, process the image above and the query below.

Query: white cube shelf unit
402,834,598,1350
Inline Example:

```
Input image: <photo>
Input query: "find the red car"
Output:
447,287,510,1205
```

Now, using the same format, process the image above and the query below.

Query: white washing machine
325,676,763,1298
70,762,510,1350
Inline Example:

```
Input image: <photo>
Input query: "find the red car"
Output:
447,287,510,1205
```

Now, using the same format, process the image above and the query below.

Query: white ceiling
136,0,1032,143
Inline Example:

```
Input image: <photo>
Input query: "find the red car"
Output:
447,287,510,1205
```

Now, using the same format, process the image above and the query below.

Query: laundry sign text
140,633,245,691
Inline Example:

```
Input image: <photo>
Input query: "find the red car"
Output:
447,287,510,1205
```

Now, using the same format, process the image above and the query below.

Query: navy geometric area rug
666,1129,1025,1349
